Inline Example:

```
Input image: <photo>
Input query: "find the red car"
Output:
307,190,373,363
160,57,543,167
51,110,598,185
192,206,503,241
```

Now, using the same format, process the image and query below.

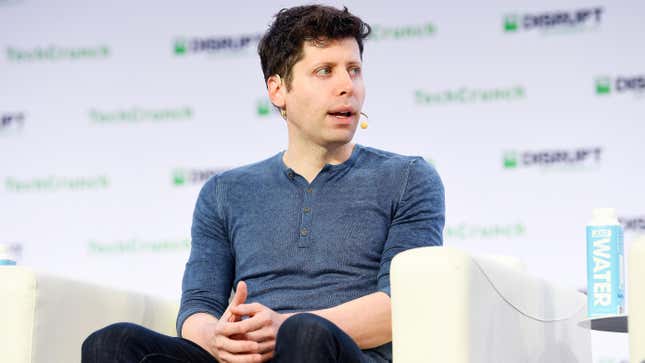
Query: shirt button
287,171,294,179
303,207,311,214
305,188,313,193
300,228,308,236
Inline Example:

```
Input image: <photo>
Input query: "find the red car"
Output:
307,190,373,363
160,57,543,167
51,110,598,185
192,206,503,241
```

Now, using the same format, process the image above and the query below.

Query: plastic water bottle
586,208,625,316
0,243,17,265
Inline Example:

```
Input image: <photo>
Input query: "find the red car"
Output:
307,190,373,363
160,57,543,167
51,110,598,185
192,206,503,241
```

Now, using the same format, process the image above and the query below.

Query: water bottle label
586,225,624,316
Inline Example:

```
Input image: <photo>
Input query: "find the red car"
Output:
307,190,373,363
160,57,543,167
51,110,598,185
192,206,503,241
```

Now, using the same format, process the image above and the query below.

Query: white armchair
629,238,645,362
390,246,592,363
0,266,179,363
2,248,596,363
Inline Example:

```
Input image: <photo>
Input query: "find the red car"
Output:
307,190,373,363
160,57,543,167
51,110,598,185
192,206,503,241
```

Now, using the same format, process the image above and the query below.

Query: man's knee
82,322,144,360
277,313,337,345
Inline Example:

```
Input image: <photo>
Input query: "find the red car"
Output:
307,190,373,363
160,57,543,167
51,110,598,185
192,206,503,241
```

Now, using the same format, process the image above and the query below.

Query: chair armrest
390,246,591,363
0,266,179,363
629,238,645,362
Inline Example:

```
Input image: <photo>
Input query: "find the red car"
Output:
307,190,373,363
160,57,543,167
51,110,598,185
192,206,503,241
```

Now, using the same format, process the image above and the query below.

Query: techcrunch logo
446,223,526,240
619,216,645,233
89,106,193,123
503,147,602,169
369,21,436,41
415,85,525,106
1,112,25,132
5,175,109,192
595,75,645,96
172,167,230,186
6,45,110,62
88,237,190,254
504,7,603,33
174,33,262,56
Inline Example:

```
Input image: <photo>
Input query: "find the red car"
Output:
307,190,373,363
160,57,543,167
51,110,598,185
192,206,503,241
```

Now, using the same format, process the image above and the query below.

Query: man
82,4,444,363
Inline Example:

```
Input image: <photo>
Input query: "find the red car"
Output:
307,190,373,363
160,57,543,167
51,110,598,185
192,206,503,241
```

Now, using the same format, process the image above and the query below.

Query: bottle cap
0,244,17,266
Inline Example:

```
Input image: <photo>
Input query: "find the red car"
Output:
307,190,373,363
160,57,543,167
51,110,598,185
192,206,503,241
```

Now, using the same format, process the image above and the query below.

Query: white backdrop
2,0,644,361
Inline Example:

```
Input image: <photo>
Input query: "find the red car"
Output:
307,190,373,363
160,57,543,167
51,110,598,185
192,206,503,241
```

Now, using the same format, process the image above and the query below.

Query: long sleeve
377,158,445,296
176,175,235,336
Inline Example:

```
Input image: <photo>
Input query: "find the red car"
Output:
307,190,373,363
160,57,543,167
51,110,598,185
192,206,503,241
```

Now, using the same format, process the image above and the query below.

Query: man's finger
229,302,264,316
218,350,262,363
219,315,268,336
213,334,259,354
227,281,248,322
231,281,248,307
255,338,275,354
259,350,274,363
244,327,275,343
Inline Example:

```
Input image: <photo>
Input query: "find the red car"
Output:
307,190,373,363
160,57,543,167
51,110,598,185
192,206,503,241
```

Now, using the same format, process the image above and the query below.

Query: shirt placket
299,186,314,248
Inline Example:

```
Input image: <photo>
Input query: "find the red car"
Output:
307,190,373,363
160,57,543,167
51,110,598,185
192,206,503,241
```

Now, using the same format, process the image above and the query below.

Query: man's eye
315,67,331,76
349,67,362,76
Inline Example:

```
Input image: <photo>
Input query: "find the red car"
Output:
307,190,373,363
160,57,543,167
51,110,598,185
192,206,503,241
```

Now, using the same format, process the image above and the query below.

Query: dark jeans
82,313,368,363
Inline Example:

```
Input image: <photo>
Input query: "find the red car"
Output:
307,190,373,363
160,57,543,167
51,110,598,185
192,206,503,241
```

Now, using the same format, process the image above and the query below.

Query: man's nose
336,70,354,96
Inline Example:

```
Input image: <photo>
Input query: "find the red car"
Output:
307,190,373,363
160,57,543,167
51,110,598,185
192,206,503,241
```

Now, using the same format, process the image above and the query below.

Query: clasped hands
206,281,291,363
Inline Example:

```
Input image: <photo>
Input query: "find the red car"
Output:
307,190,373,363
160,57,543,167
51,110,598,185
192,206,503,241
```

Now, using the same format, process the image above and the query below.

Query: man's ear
267,74,286,110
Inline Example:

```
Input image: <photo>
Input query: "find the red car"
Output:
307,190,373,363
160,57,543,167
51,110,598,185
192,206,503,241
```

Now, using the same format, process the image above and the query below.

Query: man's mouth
328,111,354,118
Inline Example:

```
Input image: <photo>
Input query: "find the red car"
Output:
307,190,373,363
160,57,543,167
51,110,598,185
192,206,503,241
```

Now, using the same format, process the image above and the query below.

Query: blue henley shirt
177,144,445,362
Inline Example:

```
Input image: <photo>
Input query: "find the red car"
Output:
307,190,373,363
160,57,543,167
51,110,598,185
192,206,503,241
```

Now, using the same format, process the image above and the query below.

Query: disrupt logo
174,33,262,56
89,106,193,123
503,147,602,169
595,75,645,95
446,223,526,240
1,112,25,132
88,237,190,254
415,85,525,106
6,45,110,62
5,175,109,192
619,216,645,232
172,167,229,186
369,22,436,41
504,7,603,33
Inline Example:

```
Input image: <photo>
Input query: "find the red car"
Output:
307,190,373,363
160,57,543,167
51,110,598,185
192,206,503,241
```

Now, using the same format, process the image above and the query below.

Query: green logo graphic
172,34,262,57
415,85,526,106
446,223,527,240
502,147,603,171
503,151,519,169
502,8,604,35
89,106,193,124
174,39,188,55
172,169,188,186
257,100,271,116
595,76,611,95
171,167,225,187
6,45,110,62
504,14,519,32
88,237,190,254
370,22,436,41
5,175,110,192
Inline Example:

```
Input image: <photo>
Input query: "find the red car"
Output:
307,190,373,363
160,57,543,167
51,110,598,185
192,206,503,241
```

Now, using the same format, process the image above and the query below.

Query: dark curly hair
258,5,371,90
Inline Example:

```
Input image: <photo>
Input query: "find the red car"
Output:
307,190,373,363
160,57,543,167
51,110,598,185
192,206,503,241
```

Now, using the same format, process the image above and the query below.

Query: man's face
282,37,365,148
